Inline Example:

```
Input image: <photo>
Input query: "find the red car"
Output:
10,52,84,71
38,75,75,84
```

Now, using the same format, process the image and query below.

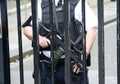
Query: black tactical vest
41,0,80,42
40,0,91,66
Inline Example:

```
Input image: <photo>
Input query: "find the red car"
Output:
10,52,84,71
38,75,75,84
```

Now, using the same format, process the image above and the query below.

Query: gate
0,0,120,84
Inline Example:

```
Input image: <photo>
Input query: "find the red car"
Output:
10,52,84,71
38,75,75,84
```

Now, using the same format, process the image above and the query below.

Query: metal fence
0,0,120,84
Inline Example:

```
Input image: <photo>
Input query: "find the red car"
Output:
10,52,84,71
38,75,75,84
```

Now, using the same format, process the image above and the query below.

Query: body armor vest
41,0,80,42
40,0,91,66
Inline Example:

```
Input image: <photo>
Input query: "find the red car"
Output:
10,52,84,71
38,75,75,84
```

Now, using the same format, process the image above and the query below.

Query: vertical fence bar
97,0,105,84
49,0,55,84
117,0,120,83
0,36,4,84
0,4,4,84
64,0,71,84
81,0,87,84
0,0,11,84
0,10,4,84
16,0,24,84
31,0,41,84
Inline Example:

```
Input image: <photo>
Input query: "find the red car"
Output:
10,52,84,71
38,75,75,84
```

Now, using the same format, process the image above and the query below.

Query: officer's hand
73,64,81,74
39,35,50,48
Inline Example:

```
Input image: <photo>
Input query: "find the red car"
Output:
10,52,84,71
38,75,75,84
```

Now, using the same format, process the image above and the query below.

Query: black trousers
40,60,89,84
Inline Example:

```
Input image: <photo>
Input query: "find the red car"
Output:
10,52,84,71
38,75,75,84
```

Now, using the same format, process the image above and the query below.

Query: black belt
40,52,65,65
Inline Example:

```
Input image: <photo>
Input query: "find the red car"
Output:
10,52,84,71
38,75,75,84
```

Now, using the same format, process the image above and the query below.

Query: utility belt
40,50,91,67
40,51,65,65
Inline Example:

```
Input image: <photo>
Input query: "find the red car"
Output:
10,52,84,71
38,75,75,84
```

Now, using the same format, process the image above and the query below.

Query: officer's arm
86,27,97,54
23,26,50,48
23,26,33,40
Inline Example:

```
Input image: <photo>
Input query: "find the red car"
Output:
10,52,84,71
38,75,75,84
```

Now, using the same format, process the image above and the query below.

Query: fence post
0,31,4,84
16,0,24,84
64,0,71,84
0,0,11,84
117,0,120,83
81,0,87,83
31,0,41,83
97,0,105,83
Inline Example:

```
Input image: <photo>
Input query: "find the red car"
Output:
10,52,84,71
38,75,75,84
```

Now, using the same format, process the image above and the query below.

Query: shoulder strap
52,0,59,31
22,16,32,27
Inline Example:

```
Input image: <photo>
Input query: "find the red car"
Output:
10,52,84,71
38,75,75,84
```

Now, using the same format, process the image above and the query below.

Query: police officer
22,0,97,84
